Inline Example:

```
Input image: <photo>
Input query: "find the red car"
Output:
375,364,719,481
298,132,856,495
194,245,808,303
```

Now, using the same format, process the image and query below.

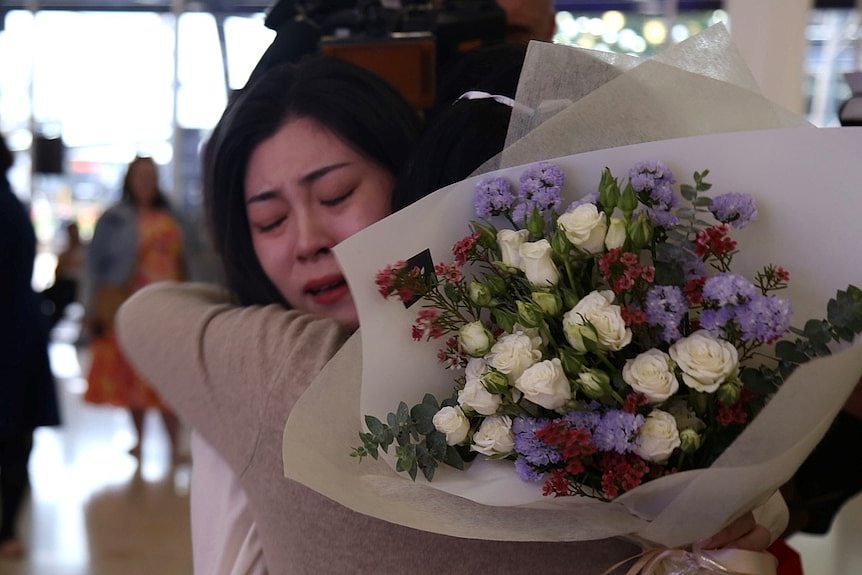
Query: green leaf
654,260,685,286
740,367,778,394
426,430,448,460
693,197,713,207
803,319,832,346
387,412,398,430
365,415,386,436
396,402,411,426
444,445,466,470
422,393,441,410
775,340,809,364
827,286,862,333
396,443,417,474
411,401,440,435
680,184,696,201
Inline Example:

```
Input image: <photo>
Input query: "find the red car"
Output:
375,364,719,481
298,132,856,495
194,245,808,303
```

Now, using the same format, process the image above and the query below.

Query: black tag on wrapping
403,249,435,309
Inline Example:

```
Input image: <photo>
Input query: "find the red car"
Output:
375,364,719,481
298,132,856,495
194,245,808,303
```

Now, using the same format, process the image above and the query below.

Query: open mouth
306,278,347,296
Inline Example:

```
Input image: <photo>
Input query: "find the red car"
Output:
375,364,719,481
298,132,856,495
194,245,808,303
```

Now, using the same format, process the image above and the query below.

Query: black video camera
247,0,507,110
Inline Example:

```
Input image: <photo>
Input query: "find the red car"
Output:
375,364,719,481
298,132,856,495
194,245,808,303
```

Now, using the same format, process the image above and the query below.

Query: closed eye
321,189,354,207
259,216,286,233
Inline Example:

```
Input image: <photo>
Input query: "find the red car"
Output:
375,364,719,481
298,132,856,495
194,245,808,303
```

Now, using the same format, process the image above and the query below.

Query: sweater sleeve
116,281,348,472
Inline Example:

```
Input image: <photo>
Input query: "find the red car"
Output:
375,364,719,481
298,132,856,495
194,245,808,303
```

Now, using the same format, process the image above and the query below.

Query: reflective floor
1,307,860,574
0,310,192,575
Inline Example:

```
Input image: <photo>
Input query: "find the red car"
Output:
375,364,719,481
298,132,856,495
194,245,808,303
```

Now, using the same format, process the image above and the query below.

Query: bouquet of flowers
353,158,861,504
282,26,862,561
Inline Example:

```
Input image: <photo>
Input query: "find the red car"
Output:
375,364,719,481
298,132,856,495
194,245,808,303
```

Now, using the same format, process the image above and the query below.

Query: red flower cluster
536,421,597,497
623,392,649,414
599,453,650,498
434,262,462,284
411,309,445,342
621,306,647,326
694,224,737,258
684,276,706,305
717,390,754,426
452,232,480,268
436,336,467,369
535,421,596,461
375,261,424,302
598,249,656,294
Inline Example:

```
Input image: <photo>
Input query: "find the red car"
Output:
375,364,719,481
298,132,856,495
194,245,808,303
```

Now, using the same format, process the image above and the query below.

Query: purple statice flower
474,176,515,219
702,274,758,307
709,192,758,229
512,417,561,466
515,456,545,482
734,295,792,343
591,410,645,454
563,408,601,431
567,191,599,212
699,306,735,334
514,162,564,222
645,285,688,343
630,161,679,209
645,206,680,230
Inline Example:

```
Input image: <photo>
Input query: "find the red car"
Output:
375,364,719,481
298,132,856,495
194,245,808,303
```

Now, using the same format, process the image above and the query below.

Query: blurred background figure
40,221,86,331
84,156,190,462
496,0,556,44
0,132,61,560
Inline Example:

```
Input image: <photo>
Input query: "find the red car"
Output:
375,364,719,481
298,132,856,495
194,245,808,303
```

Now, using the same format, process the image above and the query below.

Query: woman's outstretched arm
116,281,348,472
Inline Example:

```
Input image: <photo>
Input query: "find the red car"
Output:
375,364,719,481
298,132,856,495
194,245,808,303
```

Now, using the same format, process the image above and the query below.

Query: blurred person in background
40,221,86,330
0,132,61,559
496,0,555,44
84,156,194,461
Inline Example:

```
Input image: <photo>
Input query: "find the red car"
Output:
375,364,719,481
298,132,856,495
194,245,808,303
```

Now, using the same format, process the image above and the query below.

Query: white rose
432,406,471,446
497,229,529,270
669,330,739,393
518,240,560,287
459,359,502,415
635,409,681,463
558,204,608,254
486,332,542,383
459,321,493,357
515,358,572,410
623,349,679,403
562,290,632,352
465,357,487,381
471,415,515,456
604,216,627,250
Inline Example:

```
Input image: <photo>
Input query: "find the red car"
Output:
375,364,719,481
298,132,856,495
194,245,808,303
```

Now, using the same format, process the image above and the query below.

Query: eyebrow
246,162,352,206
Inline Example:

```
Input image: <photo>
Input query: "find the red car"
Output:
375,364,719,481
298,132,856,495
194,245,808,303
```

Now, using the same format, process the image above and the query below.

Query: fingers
726,525,772,552
696,512,757,550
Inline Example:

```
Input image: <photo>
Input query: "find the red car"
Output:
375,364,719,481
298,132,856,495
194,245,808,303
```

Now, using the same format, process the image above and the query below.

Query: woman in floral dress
85,156,192,460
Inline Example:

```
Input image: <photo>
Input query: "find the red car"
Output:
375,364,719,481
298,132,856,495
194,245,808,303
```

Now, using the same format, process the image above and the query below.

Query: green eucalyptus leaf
411,402,439,435
426,431,448,460
775,340,809,364
803,319,832,346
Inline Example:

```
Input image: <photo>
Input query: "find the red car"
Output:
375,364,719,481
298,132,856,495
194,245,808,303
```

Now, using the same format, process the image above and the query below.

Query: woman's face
128,159,159,206
244,117,394,330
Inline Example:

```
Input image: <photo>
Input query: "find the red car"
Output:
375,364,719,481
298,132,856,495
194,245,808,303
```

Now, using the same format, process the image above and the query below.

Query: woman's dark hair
204,56,421,307
121,156,170,209
392,43,526,211
392,98,513,211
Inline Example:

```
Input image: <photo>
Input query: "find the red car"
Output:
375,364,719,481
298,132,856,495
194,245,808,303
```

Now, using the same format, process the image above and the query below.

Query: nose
295,208,331,262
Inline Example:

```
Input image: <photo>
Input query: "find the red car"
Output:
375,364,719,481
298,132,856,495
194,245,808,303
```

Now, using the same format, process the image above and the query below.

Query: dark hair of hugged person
203,56,421,307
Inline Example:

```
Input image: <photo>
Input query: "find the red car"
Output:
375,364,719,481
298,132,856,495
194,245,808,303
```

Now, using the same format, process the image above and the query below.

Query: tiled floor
1,306,860,574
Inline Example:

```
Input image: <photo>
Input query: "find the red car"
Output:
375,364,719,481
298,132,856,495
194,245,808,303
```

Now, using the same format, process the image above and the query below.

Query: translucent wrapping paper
283,25,862,557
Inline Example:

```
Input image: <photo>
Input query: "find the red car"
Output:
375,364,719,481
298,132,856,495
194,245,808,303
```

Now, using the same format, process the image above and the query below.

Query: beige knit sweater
117,282,639,574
